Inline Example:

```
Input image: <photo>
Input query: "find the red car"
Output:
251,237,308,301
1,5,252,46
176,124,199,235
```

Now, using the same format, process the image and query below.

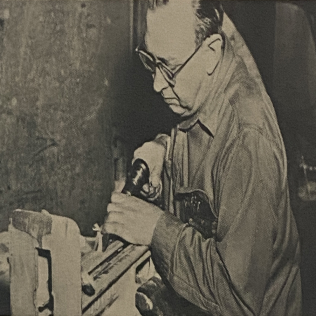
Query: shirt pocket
174,188,218,239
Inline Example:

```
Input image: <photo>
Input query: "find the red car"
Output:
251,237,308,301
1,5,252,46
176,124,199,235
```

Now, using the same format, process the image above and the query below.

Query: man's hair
192,0,223,45
148,0,224,46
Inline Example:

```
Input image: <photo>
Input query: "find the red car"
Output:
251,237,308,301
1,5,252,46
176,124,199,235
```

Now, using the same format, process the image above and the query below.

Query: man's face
144,0,206,117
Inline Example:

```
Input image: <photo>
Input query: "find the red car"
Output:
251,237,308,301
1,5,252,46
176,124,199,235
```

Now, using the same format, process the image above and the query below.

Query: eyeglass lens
138,50,175,85
139,52,156,73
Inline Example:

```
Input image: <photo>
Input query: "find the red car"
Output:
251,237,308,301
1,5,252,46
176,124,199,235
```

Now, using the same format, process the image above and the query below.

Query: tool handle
122,159,150,196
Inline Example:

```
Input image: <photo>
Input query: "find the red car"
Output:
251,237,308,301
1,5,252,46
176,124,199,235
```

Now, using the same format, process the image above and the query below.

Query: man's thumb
150,167,162,188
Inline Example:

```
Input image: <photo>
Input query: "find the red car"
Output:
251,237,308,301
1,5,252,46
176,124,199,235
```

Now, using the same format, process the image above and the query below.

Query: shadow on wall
273,3,316,315
0,232,10,316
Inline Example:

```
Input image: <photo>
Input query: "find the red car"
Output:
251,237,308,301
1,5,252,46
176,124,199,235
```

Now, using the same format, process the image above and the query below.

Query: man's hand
133,135,169,200
102,192,164,246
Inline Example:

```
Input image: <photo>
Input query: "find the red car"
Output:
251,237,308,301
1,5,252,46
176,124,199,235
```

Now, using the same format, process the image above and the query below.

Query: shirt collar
178,34,236,136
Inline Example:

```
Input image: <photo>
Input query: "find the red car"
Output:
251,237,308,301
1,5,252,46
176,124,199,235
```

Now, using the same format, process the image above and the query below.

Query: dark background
0,1,315,315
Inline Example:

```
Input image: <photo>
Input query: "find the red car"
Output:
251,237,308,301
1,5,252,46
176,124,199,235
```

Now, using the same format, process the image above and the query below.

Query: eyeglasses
135,42,202,87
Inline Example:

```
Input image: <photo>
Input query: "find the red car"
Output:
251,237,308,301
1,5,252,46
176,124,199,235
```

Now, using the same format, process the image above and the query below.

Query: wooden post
9,209,81,316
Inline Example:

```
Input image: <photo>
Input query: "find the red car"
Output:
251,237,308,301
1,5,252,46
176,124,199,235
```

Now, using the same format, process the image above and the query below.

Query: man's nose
153,67,169,93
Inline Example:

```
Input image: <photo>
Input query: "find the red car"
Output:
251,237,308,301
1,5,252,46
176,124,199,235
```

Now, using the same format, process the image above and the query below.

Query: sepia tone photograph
0,0,315,315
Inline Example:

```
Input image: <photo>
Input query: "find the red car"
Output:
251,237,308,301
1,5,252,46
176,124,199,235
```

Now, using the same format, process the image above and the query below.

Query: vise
9,208,155,316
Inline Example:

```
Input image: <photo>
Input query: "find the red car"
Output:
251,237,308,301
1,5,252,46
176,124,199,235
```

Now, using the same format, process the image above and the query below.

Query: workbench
9,209,155,316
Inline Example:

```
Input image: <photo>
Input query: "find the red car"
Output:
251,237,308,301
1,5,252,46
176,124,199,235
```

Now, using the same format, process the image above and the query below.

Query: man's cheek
173,84,193,109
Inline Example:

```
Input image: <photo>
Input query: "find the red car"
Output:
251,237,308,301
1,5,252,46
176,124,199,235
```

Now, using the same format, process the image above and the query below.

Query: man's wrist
153,134,170,164
150,212,185,276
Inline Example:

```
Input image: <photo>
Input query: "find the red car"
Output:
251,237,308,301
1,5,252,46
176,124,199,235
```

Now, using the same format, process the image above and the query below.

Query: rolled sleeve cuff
151,212,185,277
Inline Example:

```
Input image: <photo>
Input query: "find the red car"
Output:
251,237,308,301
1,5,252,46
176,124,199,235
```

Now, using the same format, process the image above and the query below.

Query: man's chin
168,103,187,116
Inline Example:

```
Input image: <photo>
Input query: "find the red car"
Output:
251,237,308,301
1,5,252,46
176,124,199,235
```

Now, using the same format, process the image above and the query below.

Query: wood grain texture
9,209,82,316
9,227,38,316
42,213,82,316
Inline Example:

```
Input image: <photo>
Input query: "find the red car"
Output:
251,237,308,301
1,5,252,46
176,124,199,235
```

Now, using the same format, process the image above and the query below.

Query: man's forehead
145,0,196,63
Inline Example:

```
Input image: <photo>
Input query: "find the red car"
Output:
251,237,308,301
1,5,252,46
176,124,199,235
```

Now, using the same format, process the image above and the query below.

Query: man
103,0,302,314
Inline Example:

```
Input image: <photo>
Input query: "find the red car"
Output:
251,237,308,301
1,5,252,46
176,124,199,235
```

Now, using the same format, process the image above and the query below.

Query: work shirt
151,35,302,315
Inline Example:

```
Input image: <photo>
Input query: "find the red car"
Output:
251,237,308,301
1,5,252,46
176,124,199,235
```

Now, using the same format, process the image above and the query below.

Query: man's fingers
106,209,123,222
102,221,125,236
111,193,150,210
103,220,135,244
107,202,125,214
150,167,162,188
106,204,136,224
133,146,144,159
142,183,150,194
103,210,129,233
110,192,129,203
141,183,156,196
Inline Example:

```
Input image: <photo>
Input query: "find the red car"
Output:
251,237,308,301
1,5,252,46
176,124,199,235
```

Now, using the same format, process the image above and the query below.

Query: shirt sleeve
151,128,286,315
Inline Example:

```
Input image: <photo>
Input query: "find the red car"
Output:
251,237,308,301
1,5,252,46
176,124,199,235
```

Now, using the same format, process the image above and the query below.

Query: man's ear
204,34,223,75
